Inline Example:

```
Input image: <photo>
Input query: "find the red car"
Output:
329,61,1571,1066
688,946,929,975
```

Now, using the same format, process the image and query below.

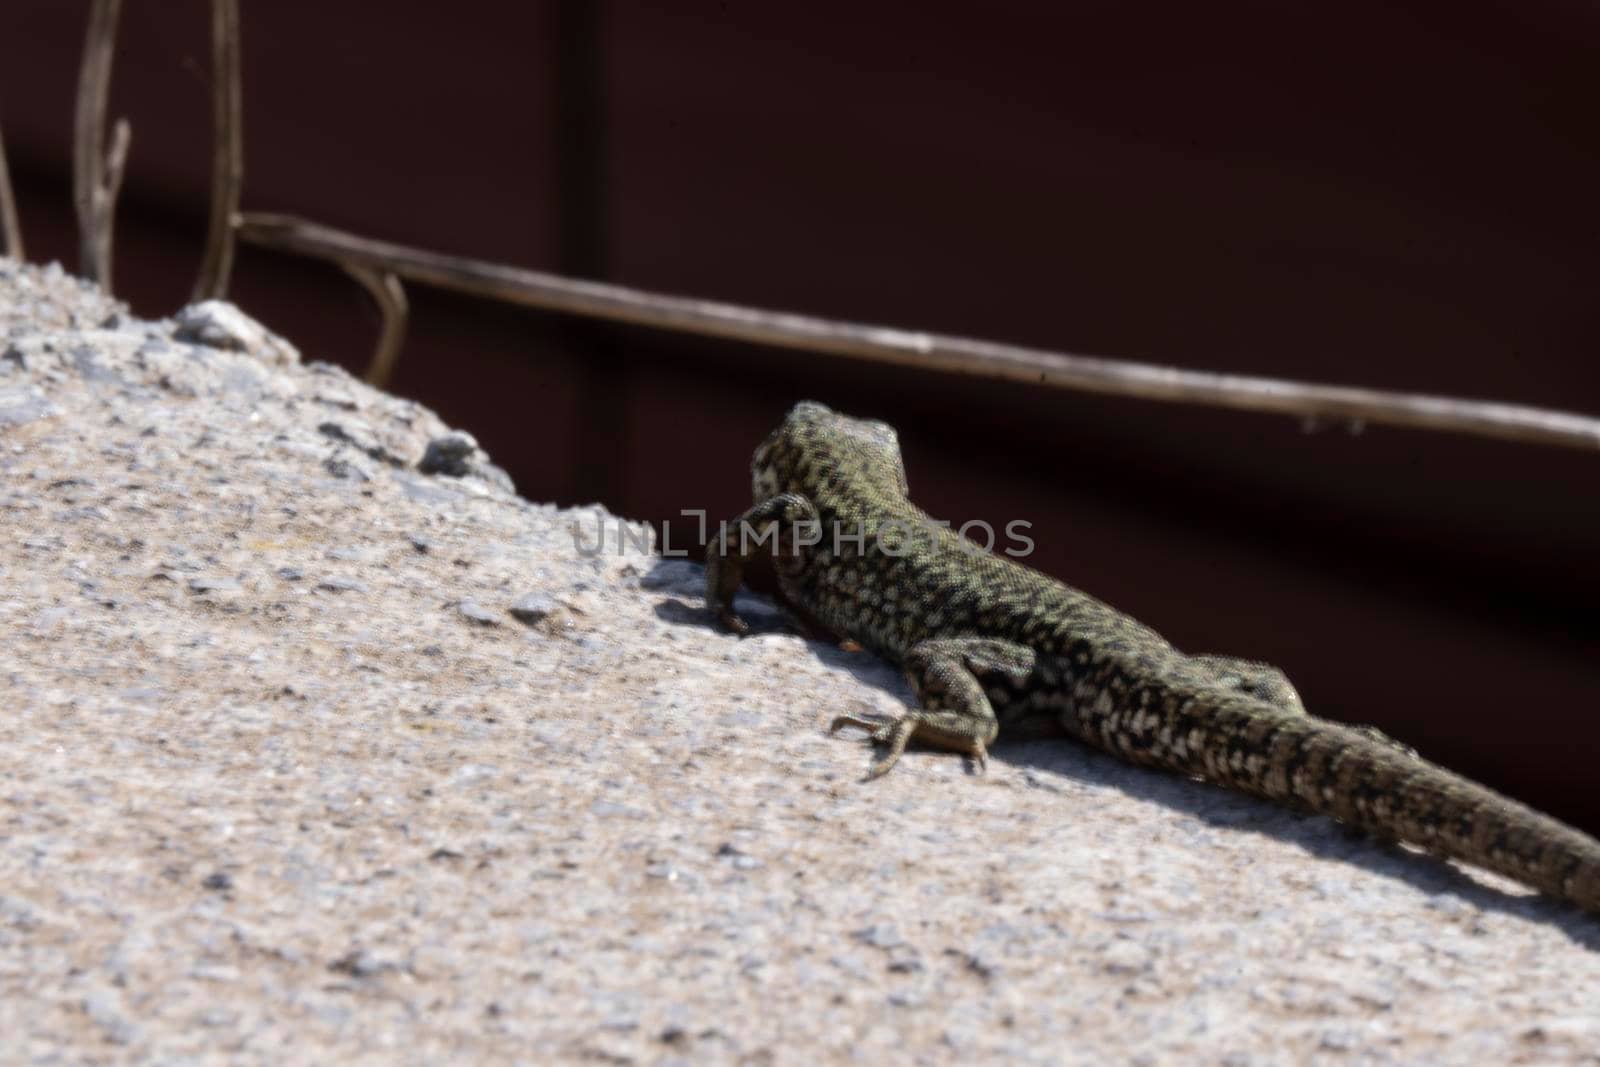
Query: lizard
704,400,1600,915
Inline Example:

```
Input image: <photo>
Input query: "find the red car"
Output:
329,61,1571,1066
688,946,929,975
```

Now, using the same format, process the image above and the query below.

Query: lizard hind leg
1189,654,1306,714
831,637,1035,779
1190,653,1419,761
1343,723,1421,761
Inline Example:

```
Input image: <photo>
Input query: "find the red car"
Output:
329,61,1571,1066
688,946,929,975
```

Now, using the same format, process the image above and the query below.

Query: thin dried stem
73,0,129,290
193,0,243,301
340,262,409,387
105,118,130,199
0,121,21,260
236,212,1600,454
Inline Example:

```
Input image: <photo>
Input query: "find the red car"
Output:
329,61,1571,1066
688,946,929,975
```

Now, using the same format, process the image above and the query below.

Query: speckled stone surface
3,257,1600,1066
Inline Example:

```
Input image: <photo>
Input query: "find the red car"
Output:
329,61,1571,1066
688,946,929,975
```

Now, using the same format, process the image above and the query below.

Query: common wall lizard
705,400,1600,914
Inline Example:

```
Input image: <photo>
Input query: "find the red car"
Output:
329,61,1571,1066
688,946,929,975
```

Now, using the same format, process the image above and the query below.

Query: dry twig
193,0,244,301
236,212,1600,454
73,0,130,289
0,121,21,260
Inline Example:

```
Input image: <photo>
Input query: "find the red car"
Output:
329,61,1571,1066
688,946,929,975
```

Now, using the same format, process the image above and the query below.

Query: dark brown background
4,3,1597,828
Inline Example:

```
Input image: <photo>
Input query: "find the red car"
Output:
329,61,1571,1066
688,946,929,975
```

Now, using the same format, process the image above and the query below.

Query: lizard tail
1230,709,1600,913
1092,693,1600,913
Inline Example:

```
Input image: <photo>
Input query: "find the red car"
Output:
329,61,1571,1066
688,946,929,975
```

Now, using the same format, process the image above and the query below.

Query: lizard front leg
831,638,1037,778
705,492,819,634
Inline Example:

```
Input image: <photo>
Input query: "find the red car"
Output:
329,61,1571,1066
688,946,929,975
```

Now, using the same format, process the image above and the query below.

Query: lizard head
751,400,909,501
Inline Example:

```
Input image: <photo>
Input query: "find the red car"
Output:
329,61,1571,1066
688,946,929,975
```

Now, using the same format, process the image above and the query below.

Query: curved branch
339,262,409,387
236,212,1600,455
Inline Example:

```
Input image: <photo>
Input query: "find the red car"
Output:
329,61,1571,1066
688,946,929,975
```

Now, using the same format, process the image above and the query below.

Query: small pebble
457,599,500,626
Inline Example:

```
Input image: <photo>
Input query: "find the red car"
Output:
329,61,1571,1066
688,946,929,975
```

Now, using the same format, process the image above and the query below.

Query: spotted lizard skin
706,400,1600,914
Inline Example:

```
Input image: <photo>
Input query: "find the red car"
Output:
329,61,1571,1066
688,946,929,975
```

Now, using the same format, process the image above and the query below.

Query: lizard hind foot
828,713,990,779
829,713,915,779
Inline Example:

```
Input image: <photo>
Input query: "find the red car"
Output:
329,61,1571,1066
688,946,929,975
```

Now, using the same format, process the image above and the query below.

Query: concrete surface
3,257,1599,1066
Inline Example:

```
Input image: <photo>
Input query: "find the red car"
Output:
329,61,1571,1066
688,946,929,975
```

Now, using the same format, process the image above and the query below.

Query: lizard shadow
651,563,1600,947
838,678,1600,945
652,588,911,696
646,555,909,686
1000,738,1600,948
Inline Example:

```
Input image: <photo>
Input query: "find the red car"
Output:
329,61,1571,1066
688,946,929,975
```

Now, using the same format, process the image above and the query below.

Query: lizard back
749,400,1170,663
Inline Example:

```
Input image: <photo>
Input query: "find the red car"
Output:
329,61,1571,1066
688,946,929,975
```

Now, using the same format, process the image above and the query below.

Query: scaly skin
706,400,1600,914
